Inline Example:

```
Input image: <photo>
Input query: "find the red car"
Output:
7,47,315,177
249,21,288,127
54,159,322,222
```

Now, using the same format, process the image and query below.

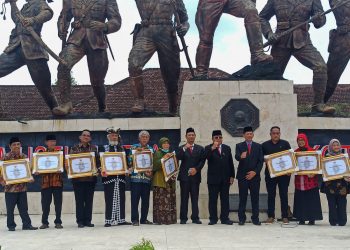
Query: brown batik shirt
1,152,28,193
41,148,64,189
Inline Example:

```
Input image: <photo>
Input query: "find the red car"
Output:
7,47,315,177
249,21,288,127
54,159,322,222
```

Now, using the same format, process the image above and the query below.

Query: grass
130,238,155,250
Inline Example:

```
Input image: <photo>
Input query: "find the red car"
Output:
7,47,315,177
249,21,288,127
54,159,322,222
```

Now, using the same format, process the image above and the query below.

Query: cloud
0,0,348,86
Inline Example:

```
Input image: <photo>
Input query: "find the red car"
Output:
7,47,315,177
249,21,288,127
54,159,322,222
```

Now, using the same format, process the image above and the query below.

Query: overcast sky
0,0,348,86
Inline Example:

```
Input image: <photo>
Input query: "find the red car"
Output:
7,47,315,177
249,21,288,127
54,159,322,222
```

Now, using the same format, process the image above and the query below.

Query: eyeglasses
214,136,223,139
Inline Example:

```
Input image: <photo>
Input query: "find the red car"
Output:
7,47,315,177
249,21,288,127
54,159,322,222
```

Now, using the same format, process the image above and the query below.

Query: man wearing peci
235,126,264,226
205,130,235,225
176,128,206,225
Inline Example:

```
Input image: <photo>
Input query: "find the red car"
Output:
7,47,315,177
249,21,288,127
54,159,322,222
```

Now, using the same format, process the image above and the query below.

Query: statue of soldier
0,0,58,112
195,0,273,79
259,0,335,115
324,0,350,103
53,0,122,116
128,0,189,114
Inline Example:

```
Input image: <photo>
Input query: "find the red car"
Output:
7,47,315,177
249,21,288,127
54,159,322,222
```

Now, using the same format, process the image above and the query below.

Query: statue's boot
311,103,336,115
130,76,145,113
52,102,73,116
168,92,178,115
245,22,273,65
324,86,337,103
92,82,106,113
52,71,73,116
312,77,336,115
195,44,212,79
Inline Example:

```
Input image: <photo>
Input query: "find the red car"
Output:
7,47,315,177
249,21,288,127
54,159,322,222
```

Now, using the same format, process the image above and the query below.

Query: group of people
1,126,349,231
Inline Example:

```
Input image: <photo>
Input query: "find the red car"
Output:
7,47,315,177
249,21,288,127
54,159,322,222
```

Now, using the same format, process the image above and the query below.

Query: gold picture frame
132,150,153,173
0,159,33,185
100,152,128,176
66,152,97,179
295,151,322,175
32,151,64,174
161,152,179,182
322,154,350,181
264,150,298,178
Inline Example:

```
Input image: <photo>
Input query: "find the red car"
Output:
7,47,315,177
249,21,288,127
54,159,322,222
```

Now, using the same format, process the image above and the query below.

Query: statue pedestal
180,80,298,219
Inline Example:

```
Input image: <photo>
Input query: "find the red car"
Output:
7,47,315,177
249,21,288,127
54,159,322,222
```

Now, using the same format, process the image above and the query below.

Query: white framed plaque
100,152,127,176
295,151,322,175
161,152,179,182
0,159,33,185
322,154,350,181
32,151,64,174
65,152,97,179
133,150,153,173
265,150,298,178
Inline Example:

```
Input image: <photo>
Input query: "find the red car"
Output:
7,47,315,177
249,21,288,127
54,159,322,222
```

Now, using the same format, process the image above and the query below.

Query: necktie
189,146,193,154
248,143,251,154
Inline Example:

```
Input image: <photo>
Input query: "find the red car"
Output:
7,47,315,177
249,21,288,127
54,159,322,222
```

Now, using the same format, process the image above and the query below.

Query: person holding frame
37,135,64,229
100,128,131,227
152,137,177,225
321,139,350,226
0,137,38,231
293,133,323,225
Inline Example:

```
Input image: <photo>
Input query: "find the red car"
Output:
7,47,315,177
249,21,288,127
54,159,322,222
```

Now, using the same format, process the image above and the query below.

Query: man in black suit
205,130,235,225
176,128,206,225
235,126,264,226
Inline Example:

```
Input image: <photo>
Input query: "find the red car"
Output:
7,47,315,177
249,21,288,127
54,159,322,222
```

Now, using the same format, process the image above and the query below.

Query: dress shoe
265,217,275,224
180,220,187,224
308,221,315,225
104,223,111,227
192,220,202,224
282,218,289,225
238,221,245,226
208,221,217,225
85,223,94,227
55,224,63,229
8,227,15,231
119,222,132,226
78,223,85,228
140,220,153,225
299,221,305,225
252,221,261,226
23,225,38,230
221,220,234,225
39,224,49,229
132,221,139,226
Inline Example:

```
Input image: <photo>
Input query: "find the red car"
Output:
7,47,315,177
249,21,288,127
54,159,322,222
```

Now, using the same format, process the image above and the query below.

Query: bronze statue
195,0,273,79
128,0,189,114
0,0,58,111
53,0,122,116
324,0,350,103
259,0,335,115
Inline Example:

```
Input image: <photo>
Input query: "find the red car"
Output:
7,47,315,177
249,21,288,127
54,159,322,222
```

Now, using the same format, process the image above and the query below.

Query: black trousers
41,187,63,225
326,193,347,226
5,192,32,229
104,180,126,224
208,182,230,222
130,182,151,223
180,180,200,221
238,178,260,222
265,174,290,218
73,182,95,225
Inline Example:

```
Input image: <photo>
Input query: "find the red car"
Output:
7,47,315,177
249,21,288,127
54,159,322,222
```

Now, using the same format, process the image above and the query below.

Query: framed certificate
0,159,33,185
100,152,127,176
161,152,179,182
66,152,97,179
295,151,322,175
265,150,298,178
32,151,64,174
133,150,153,173
322,154,350,181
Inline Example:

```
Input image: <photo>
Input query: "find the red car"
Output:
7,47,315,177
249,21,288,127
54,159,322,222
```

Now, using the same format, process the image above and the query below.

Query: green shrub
130,238,155,250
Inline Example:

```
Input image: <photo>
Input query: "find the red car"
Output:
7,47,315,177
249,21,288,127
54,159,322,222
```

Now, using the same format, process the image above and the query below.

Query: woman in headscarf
293,133,323,225
321,139,350,226
152,137,177,225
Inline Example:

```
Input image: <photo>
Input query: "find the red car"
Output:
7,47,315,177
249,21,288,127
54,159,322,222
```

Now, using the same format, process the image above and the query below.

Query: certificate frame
295,151,322,175
322,154,350,181
66,152,97,179
265,150,298,178
133,150,153,173
32,151,64,174
161,152,179,182
100,152,128,176
0,159,33,185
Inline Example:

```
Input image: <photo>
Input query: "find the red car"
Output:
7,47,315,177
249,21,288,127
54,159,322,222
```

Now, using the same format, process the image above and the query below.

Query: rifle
5,0,67,66
263,0,350,48
171,0,195,78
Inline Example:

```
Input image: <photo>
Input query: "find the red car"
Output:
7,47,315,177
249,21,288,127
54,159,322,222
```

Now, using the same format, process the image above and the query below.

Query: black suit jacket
176,144,206,183
235,141,264,181
205,144,235,185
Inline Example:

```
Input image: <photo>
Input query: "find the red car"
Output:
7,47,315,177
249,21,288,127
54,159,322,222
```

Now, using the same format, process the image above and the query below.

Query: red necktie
248,143,251,154
189,146,193,154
